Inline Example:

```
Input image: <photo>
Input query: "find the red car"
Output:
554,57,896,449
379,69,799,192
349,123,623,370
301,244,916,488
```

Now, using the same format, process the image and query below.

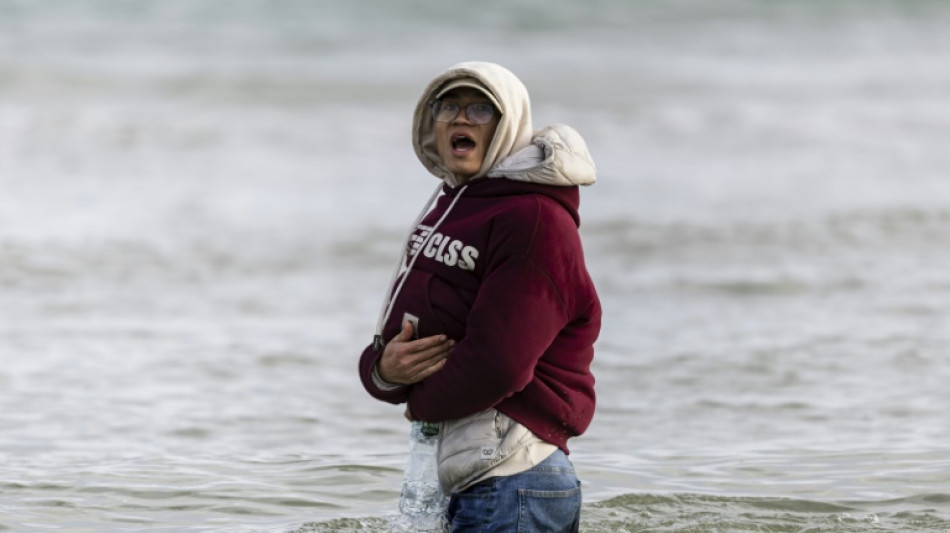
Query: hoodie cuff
372,364,406,392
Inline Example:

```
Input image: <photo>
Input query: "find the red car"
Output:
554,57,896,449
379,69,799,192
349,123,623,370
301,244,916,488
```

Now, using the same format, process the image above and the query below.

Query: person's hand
377,321,454,385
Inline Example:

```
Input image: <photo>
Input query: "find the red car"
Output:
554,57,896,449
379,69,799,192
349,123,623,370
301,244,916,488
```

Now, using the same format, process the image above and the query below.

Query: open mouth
451,134,476,154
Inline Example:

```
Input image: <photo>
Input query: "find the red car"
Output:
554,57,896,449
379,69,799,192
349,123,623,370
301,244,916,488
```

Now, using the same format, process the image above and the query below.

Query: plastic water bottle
390,420,449,533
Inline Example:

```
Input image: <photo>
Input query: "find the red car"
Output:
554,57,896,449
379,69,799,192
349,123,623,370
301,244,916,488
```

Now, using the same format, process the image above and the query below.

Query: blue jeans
446,450,581,533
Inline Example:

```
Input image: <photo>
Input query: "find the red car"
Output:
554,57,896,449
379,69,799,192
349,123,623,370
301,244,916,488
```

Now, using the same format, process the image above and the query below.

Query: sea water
1,1,949,532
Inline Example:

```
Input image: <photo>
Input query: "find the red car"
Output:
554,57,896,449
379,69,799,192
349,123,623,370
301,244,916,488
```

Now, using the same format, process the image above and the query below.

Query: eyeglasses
432,101,497,125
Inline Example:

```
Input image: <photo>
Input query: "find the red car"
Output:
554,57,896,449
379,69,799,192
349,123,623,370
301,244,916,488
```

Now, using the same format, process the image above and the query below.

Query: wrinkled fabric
359,61,600,497
437,409,556,494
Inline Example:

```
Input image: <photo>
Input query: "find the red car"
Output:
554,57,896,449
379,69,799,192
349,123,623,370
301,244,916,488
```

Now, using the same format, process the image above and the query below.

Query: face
433,88,501,182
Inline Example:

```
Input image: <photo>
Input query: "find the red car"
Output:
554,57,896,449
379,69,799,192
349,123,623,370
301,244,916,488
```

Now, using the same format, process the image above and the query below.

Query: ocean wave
286,492,950,533
584,207,950,295
583,492,950,533
587,207,950,255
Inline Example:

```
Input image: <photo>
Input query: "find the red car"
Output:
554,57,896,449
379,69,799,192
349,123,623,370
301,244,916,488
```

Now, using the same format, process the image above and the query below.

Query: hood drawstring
373,184,469,352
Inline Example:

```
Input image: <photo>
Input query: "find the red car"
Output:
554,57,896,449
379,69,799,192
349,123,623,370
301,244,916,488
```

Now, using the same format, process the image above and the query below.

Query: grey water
1,0,949,531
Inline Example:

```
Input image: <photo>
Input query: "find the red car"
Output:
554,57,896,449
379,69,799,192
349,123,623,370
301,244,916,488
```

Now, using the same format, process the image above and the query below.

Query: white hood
412,61,596,188
488,123,597,186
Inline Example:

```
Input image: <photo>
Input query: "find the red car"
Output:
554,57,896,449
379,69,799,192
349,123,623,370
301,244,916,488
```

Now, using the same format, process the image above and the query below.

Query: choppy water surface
2,1,949,531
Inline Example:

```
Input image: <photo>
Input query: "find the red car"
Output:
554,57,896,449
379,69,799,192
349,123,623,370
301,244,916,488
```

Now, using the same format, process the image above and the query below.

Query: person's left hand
377,320,454,385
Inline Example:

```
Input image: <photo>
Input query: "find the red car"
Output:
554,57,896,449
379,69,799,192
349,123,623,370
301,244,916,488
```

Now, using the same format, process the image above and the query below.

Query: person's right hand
377,321,454,385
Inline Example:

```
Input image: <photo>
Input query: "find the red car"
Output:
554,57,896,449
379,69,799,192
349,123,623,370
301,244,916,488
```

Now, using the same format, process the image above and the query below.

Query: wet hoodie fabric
358,62,601,493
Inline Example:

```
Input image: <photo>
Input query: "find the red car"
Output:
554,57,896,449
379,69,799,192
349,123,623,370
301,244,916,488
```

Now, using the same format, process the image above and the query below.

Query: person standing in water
359,61,601,532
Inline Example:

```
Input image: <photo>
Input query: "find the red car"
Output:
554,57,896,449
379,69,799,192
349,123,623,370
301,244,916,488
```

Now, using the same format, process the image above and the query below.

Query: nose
452,104,473,125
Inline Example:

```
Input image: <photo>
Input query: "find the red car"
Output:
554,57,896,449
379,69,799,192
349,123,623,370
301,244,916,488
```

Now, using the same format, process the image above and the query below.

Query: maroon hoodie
358,177,601,452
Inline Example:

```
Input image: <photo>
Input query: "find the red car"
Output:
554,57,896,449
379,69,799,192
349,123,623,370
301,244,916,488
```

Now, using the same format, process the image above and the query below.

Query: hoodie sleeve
358,343,410,404
406,198,575,422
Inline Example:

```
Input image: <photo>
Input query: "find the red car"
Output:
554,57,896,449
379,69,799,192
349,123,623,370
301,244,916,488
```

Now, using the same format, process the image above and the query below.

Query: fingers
393,320,414,342
413,357,447,382
379,333,454,385
420,332,452,349
399,339,452,379
412,336,453,365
